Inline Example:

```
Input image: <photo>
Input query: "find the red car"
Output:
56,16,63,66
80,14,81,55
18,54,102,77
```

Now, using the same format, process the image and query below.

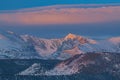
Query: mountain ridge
0,31,120,60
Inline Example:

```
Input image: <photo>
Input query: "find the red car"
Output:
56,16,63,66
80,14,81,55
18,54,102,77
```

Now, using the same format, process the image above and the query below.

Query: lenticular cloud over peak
0,4,120,26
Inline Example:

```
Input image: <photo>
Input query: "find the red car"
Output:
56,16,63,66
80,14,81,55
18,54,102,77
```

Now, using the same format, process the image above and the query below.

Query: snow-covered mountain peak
64,33,88,44
64,33,97,44
64,33,78,40
0,31,120,60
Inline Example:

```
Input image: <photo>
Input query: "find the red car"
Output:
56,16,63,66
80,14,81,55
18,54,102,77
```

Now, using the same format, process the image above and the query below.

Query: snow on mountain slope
0,31,120,59
0,32,21,54
64,33,97,44
21,35,63,59
21,33,98,60
78,40,120,53
0,31,39,59
51,33,97,59
45,53,120,76
19,52,120,76
45,54,93,75
63,46,83,55
19,63,45,75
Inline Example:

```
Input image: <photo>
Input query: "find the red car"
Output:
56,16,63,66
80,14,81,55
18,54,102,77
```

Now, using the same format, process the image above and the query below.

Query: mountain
19,63,46,75
45,52,120,76
19,52,120,80
21,33,97,60
21,35,63,59
0,31,39,59
0,31,120,59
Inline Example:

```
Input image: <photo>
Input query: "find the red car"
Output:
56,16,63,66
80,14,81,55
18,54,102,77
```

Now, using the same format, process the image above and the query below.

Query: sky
0,0,120,10
0,0,120,39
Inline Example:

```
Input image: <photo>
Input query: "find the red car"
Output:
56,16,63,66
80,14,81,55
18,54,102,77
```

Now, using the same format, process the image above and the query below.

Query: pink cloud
0,5,120,25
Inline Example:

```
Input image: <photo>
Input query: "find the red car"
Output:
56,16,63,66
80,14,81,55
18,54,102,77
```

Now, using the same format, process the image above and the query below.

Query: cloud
0,4,120,26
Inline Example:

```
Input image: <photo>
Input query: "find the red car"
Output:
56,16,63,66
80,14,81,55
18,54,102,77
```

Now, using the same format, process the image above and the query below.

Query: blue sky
0,0,120,10
0,0,120,39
